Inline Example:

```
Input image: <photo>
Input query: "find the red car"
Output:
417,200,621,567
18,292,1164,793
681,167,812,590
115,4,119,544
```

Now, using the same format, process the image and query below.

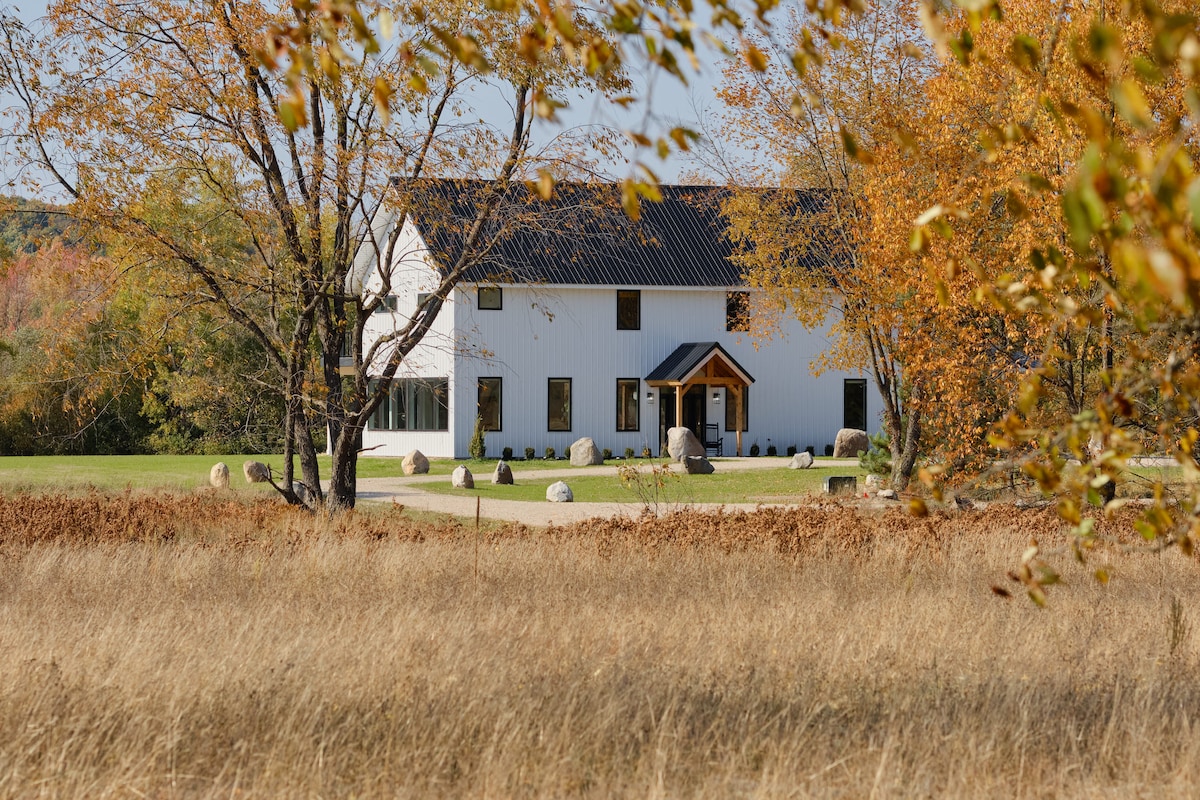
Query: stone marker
292,481,310,504
402,449,429,475
865,473,884,489
492,460,514,485
878,489,899,500
684,455,715,474
569,437,604,466
787,452,814,470
243,460,270,484
833,428,870,458
823,475,858,496
209,462,230,489
451,464,474,489
546,481,573,502
666,426,705,462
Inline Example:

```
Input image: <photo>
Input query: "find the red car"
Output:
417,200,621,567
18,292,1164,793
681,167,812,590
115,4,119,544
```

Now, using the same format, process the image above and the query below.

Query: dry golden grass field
2,492,1200,798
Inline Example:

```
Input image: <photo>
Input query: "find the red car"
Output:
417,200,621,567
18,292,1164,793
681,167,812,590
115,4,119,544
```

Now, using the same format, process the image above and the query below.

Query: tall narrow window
548,378,572,432
478,286,502,310
844,379,868,430
617,290,640,330
725,386,748,432
478,377,502,431
725,291,749,332
616,379,639,431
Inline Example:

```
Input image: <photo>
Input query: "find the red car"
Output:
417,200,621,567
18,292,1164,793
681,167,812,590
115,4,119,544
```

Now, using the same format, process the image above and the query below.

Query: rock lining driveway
353,457,862,526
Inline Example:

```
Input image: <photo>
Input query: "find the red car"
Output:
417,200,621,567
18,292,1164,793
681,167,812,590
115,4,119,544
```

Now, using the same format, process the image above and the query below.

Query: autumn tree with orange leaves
714,0,934,490
0,0,624,507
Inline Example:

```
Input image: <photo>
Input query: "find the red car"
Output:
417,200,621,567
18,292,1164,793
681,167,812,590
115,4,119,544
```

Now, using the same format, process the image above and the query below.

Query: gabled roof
395,179,831,288
645,342,755,386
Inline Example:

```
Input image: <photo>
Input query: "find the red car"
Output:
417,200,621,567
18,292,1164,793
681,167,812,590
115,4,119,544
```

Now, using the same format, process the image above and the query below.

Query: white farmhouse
351,181,878,460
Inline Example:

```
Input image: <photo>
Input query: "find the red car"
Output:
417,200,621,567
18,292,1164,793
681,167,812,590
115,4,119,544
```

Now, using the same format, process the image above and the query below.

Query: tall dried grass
1,492,1199,798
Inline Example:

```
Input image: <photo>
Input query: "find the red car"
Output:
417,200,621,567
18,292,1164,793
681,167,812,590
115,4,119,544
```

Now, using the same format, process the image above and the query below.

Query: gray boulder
546,481,573,502
833,428,870,458
666,426,705,462
243,460,270,484
402,449,430,475
684,455,715,474
492,460,514,485
291,481,310,505
878,489,899,500
787,452,814,470
451,464,474,489
209,462,230,489
569,436,604,466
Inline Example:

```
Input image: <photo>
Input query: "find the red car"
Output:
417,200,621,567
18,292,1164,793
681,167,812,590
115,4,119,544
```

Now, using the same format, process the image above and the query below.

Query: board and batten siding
356,218,457,457
447,283,878,460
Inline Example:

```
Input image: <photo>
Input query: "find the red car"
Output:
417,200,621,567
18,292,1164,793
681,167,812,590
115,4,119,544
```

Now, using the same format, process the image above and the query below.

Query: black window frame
478,286,503,310
616,289,641,331
547,378,572,432
726,291,750,332
366,378,450,432
844,378,868,431
616,378,639,432
478,376,502,432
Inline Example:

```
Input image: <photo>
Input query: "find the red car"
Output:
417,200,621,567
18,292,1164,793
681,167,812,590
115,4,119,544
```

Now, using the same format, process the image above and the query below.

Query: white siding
358,219,459,457
448,284,880,460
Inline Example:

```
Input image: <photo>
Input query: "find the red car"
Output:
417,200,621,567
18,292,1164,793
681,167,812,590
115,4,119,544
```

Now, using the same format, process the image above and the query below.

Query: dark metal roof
396,179,831,287
645,342,755,385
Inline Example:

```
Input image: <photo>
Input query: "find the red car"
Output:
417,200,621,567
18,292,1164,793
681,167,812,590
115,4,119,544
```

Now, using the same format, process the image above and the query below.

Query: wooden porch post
674,383,684,434
734,385,744,456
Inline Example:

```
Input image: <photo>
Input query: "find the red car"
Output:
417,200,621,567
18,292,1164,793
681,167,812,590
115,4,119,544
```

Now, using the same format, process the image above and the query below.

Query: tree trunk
327,419,363,510
892,387,923,492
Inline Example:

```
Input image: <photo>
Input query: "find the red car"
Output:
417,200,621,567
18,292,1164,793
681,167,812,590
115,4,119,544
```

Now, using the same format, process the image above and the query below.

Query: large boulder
666,426,705,463
569,437,604,466
243,460,270,484
833,428,870,458
684,455,715,474
787,452,814,470
209,462,230,489
546,481,573,502
492,460,514,485
402,450,430,475
451,464,474,489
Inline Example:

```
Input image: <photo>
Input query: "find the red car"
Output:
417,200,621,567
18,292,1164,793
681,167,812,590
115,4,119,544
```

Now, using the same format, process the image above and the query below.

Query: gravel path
354,457,862,525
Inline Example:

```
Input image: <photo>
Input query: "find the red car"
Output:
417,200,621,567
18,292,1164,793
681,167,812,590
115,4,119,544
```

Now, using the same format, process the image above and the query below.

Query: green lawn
0,453,660,492
417,463,870,504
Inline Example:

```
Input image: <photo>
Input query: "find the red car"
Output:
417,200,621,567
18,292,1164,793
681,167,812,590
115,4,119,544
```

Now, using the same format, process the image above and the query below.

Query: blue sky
2,0,736,190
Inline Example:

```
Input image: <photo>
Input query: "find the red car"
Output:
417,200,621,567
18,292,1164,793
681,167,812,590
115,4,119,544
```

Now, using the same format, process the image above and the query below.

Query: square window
616,379,639,431
726,291,749,332
478,377,502,431
374,295,398,314
548,378,572,432
478,286,502,310
417,292,431,308
617,290,640,330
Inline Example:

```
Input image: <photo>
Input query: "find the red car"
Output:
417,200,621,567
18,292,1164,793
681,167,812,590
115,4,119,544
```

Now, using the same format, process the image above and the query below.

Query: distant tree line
0,199,287,456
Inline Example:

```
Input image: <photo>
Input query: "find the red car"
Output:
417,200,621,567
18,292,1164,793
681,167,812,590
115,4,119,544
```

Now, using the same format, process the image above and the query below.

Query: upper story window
374,295,398,314
478,286,502,310
726,291,749,332
617,290,640,330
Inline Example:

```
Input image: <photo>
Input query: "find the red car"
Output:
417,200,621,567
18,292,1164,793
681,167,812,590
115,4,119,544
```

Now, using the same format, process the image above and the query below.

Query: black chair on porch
704,424,724,457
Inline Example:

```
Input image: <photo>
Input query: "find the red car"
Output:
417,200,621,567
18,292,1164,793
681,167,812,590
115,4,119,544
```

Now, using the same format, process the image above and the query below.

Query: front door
658,385,707,456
